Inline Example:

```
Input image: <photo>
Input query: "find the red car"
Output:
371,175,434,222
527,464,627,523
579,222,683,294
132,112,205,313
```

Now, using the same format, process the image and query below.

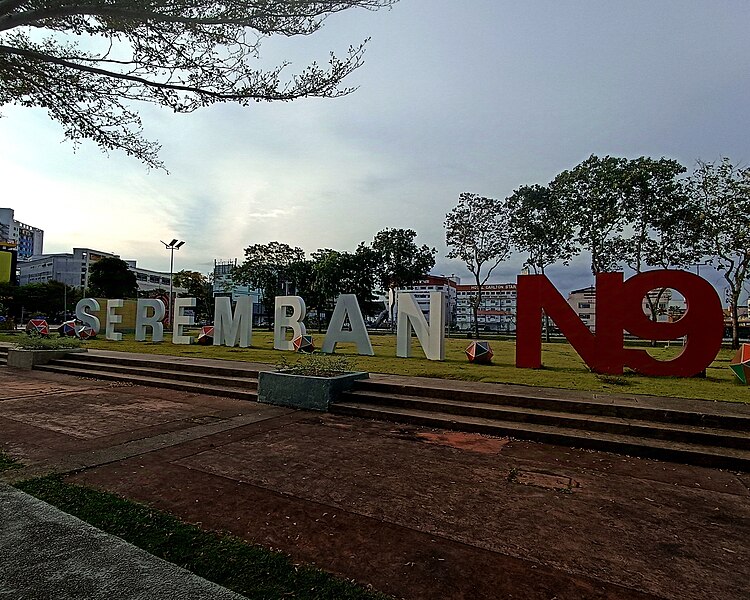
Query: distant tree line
231,228,436,330
445,155,750,348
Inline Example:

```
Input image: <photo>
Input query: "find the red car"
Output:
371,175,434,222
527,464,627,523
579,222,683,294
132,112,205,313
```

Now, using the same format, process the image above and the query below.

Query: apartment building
18,247,182,294
455,283,517,333
0,208,44,260
397,275,459,327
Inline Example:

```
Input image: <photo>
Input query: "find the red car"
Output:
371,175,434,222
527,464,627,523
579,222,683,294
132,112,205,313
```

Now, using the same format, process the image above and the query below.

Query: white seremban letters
172,297,196,344
75,298,101,334
213,296,253,348
322,294,374,355
396,291,446,361
274,296,306,351
105,299,124,341
135,299,165,342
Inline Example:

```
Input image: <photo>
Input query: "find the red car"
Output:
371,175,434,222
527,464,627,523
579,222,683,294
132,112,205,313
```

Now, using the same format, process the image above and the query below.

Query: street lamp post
160,239,185,327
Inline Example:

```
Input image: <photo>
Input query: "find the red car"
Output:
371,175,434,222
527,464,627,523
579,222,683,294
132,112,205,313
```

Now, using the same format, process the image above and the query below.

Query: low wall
7,348,87,370
257,371,369,411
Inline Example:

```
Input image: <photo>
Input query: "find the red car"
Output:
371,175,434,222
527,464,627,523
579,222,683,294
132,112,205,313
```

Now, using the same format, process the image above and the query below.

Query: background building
213,258,263,322
397,275,459,327
0,208,44,260
455,283,517,333
18,247,183,294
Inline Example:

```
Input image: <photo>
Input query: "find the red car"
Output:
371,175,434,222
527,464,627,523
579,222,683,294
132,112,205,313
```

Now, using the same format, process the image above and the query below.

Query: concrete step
69,353,261,379
350,380,750,431
35,363,259,402
44,358,258,389
338,390,750,450
331,402,750,471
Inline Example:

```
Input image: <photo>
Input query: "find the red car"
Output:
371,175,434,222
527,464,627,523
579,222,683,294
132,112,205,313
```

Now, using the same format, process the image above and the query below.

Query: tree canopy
371,227,435,293
232,241,305,319
0,0,395,168
445,192,510,339
550,154,630,276
689,157,750,349
172,269,212,320
507,184,576,275
88,257,138,298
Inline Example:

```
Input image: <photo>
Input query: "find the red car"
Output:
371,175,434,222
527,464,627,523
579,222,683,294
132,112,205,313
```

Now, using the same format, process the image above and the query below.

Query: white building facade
0,208,44,260
19,247,183,294
455,283,517,333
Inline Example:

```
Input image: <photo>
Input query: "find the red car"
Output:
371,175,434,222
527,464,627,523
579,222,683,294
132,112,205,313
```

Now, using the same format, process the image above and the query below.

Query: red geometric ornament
197,325,215,346
26,319,49,336
465,340,493,364
60,320,78,337
293,334,315,353
729,344,750,384
75,324,97,340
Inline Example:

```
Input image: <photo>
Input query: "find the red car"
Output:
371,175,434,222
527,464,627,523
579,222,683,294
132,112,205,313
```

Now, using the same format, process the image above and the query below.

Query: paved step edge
66,352,262,378
46,358,258,389
35,364,259,401
331,403,750,472
352,382,750,431
338,391,750,450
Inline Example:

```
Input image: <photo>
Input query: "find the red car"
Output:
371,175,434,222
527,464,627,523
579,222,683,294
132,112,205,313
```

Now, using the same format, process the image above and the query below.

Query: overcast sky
2,1,748,298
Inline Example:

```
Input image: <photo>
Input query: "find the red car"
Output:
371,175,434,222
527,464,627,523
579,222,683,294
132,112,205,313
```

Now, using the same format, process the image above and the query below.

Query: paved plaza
0,366,748,600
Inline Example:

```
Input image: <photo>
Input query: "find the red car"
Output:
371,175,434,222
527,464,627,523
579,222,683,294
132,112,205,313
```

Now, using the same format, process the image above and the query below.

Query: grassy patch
13,335,81,350
0,451,21,472
2,331,747,403
16,476,390,600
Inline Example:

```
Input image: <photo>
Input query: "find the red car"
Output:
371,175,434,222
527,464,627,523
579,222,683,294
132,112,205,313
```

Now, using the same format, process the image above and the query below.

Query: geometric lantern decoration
75,323,97,340
60,319,78,337
292,334,315,353
729,344,750,384
465,340,493,364
197,325,215,346
26,319,49,336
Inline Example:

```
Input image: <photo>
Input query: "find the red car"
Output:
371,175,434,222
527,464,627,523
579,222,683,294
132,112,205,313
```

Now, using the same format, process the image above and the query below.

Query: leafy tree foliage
613,157,704,325
445,193,510,339
507,184,576,275
550,155,630,276
689,157,750,349
88,257,138,298
172,269,212,320
311,244,378,324
0,281,80,322
371,227,435,296
0,0,395,168
232,241,305,322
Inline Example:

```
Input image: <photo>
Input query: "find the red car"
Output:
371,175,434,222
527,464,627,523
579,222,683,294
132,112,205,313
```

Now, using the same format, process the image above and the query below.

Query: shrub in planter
258,352,368,411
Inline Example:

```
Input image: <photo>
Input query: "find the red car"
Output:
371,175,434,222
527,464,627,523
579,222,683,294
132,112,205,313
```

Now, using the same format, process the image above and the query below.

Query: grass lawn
0,451,21,472
2,330,743,403
16,477,390,600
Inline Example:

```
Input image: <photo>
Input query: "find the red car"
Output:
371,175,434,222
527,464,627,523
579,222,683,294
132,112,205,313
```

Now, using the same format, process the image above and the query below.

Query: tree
615,157,703,325
232,241,305,325
0,0,395,168
173,269,212,321
88,257,138,298
508,184,577,275
311,244,378,328
688,158,750,349
12,281,81,321
445,193,511,339
550,155,630,276
507,184,576,342
370,228,435,324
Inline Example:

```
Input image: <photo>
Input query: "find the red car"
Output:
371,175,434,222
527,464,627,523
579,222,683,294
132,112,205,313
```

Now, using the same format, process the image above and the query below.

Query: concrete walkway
0,483,245,600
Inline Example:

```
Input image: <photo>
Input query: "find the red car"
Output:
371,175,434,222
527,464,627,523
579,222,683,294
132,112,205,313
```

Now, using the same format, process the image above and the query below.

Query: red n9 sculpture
516,270,724,377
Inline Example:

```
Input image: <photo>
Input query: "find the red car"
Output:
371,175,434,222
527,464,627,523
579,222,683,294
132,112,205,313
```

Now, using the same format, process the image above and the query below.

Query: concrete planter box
257,370,369,411
7,347,87,370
